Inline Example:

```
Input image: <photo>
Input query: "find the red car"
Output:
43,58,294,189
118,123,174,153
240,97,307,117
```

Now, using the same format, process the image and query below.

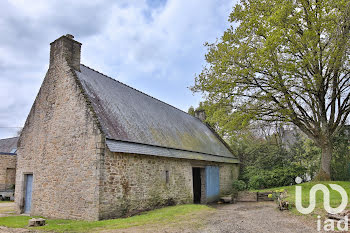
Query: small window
10,148,17,153
165,170,169,184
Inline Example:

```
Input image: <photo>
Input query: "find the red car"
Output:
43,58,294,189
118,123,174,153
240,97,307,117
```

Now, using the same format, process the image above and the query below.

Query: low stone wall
237,191,258,202
236,191,275,202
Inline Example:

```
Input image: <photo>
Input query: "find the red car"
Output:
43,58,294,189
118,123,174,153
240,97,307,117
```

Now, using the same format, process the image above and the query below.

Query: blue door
24,174,33,213
205,166,220,202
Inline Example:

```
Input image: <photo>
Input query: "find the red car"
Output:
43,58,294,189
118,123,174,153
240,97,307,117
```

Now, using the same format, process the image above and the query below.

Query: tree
188,106,195,116
192,0,350,179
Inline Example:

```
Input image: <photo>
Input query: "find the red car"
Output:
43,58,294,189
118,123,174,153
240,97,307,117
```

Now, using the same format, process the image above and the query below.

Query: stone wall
220,163,239,195
99,149,239,219
98,150,193,219
14,58,103,220
0,155,16,190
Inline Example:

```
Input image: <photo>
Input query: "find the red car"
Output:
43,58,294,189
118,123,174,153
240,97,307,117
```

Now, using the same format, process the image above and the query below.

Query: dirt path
200,202,319,233
102,202,320,233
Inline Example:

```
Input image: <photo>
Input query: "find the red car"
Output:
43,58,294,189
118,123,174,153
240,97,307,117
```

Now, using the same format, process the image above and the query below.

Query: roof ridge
80,64,200,120
0,136,19,141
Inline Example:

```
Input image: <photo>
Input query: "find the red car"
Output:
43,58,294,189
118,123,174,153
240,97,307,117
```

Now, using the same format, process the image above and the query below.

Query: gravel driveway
200,202,319,233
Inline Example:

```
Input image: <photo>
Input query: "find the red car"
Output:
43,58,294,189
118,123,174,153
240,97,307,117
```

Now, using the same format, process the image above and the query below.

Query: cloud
0,0,235,138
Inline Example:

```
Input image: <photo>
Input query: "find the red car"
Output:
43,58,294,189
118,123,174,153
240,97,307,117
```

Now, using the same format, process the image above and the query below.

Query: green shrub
232,180,246,191
242,165,307,190
247,175,265,190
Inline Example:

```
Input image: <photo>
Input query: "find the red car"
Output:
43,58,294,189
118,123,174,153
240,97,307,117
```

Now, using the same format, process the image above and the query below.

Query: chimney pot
194,109,206,122
49,35,81,71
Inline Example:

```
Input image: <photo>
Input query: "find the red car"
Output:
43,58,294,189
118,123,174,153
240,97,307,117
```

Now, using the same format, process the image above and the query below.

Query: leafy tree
238,136,308,189
192,0,350,179
331,127,350,180
188,106,195,116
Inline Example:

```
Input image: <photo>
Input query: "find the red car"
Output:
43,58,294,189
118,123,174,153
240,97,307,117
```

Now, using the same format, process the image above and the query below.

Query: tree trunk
316,144,333,181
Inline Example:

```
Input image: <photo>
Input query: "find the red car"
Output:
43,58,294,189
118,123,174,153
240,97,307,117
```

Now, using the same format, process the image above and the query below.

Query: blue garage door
205,166,220,202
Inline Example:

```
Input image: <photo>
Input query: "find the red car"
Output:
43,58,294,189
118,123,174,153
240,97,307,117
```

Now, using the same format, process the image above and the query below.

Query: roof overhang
106,139,239,164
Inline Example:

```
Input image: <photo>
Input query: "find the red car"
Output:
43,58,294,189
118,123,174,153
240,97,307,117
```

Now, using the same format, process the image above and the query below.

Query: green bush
232,180,247,191
247,175,265,190
242,165,307,190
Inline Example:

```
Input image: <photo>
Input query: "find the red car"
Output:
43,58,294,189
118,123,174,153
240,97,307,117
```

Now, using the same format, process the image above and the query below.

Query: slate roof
76,65,238,163
0,137,18,155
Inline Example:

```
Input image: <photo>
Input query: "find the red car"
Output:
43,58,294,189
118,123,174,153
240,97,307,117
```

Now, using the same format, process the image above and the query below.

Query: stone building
15,35,239,220
0,137,18,192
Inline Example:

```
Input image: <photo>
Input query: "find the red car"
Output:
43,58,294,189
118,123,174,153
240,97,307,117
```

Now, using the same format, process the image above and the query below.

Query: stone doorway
5,168,15,190
192,167,202,203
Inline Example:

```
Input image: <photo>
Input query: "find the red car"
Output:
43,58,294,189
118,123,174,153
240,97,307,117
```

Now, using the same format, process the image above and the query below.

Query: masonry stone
50,35,81,71
99,149,239,219
15,53,103,220
0,155,16,190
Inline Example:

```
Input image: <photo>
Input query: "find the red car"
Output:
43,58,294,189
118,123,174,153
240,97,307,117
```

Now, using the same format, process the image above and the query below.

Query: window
10,148,17,153
165,170,169,184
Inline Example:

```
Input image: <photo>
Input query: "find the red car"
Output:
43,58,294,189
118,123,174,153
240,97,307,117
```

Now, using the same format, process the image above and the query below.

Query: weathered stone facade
99,150,192,219
15,46,104,220
99,149,239,219
0,155,16,190
220,163,239,194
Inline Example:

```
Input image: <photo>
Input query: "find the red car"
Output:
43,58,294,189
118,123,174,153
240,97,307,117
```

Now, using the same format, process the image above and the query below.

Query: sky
0,0,236,139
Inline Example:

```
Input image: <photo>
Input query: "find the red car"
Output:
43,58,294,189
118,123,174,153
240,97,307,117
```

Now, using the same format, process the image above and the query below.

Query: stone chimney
194,109,206,122
49,34,81,71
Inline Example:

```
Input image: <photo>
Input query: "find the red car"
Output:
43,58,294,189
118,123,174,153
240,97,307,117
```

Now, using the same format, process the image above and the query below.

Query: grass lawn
0,204,214,232
256,181,350,217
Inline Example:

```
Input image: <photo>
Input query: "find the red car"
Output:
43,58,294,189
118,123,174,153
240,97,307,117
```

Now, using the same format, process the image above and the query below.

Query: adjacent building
0,137,18,193
15,35,239,220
